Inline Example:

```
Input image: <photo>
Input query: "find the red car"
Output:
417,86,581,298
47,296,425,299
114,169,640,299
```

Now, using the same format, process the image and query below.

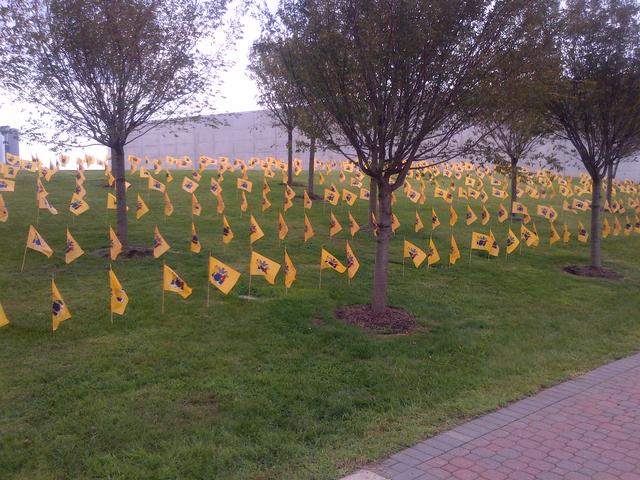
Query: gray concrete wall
0,126,20,162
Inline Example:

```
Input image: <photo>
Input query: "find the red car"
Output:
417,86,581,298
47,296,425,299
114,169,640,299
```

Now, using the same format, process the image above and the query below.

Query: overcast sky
0,3,266,162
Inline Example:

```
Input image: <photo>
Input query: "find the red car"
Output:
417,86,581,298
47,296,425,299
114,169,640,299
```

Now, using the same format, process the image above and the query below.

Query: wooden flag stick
161,261,166,314
468,237,473,266
109,264,114,324
20,243,28,273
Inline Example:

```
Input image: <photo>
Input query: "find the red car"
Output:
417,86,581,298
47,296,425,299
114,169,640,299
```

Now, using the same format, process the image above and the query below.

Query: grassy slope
0,168,639,479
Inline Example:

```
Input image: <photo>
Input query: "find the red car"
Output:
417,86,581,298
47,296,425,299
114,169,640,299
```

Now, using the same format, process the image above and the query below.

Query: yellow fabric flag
283,193,293,212
348,211,360,237
208,256,241,294
249,215,264,244
109,269,129,316
0,302,9,327
262,192,272,212
192,194,202,217
216,192,226,214
431,208,441,230
449,205,458,226
613,216,621,236
520,224,539,247
449,234,461,265
148,176,166,192
506,228,520,254
549,221,560,245
52,279,72,332
64,229,84,264
481,204,490,225
466,204,477,225
240,191,248,212
222,215,234,244
488,230,500,257
237,178,253,192
250,251,281,285
624,215,633,236
345,240,360,280
512,201,528,215
69,195,90,216
285,184,296,200
391,213,401,232
320,248,346,273
304,213,315,242
190,223,201,253
153,226,171,258
27,225,53,257
303,190,313,209
284,249,297,288
471,231,490,251
403,240,427,268
136,194,149,220
181,177,199,194
342,188,357,206
563,222,571,243
324,188,339,206
415,211,424,232
497,203,508,223
578,221,589,243
602,217,611,239
531,222,540,246
38,196,58,215
0,194,7,223
0,178,16,192
107,192,117,209
329,212,343,237
278,212,288,240
163,264,192,299
427,238,440,265
109,227,122,261
164,192,174,217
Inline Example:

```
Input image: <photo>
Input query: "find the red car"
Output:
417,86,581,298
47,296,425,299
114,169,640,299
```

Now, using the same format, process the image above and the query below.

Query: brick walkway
343,353,640,480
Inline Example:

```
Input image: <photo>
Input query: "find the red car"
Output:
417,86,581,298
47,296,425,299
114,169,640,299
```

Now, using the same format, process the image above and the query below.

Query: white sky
0,3,267,163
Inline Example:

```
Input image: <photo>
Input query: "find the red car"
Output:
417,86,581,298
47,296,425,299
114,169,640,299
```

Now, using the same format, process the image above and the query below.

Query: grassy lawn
0,167,639,479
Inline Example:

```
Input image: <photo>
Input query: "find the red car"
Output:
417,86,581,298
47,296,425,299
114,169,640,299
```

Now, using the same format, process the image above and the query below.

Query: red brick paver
343,353,640,480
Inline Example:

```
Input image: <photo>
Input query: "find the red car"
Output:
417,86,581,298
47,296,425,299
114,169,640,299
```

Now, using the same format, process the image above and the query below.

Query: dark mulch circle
563,265,623,281
92,245,153,259
336,304,417,335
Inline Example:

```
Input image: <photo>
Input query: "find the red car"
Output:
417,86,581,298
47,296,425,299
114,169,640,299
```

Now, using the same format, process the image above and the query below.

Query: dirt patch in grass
563,265,623,280
336,304,417,335
181,393,219,419
93,245,153,259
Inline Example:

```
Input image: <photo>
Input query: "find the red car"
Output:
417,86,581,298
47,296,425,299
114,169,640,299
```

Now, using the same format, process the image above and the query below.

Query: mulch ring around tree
336,304,418,335
563,265,623,281
93,245,153,259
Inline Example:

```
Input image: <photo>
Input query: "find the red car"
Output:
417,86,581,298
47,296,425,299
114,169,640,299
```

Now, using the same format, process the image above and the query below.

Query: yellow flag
466,204,477,225
497,203,508,223
192,194,202,217
427,238,440,265
222,215,234,244
109,226,122,261
164,192,174,217
481,204,490,225
549,221,560,245
624,215,633,236
237,178,253,192
250,251,281,285
449,234,460,265
602,217,611,239
403,240,427,268
488,230,500,257
181,177,199,194
64,229,84,264
107,192,117,209
148,176,166,192
153,226,171,258
471,231,490,251
136,194,149,220
284,249,297,288
0,178,16,192
324,188,339,206
345,240,360,280
303,190,313,209
329,212,343,237
342,188,357,206
0,303,9,327
304,213,315,242
190,223,201,253
163,264,192,299
506,228,520,254
391,213,401,232
69,195,90,216
320,248,346,273
348,211,360,237
431,208,441,230
520,224,539,247
563,222,571,243
0,194,7,223
52,279,72,332
449,205,458,226
208,256,241,294
26,225,53,257
278,212,288,240
249,215,264,244
216,192,226,214
415,211,424,232
578,221,589,243
262,192,272,212
613,216,621,236
109,269,129,316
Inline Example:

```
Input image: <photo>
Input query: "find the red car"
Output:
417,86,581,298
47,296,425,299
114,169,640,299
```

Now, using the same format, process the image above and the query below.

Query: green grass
0,167,639,480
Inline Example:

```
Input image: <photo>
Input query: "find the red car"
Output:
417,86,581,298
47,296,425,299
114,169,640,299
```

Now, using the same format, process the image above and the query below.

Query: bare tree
547,0,640,269
274,0,555,314
0,0,234,247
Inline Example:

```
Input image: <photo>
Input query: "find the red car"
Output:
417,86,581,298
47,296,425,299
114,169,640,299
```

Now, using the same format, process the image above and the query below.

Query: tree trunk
368,177,378,227
307,136,316,196
590,176,602,269
605,163,613,207
286,127,294,186
372,183,391,314
111,145,128,247
510,158,518,219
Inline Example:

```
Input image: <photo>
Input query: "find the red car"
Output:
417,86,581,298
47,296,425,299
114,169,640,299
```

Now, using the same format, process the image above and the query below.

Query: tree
0,0,233,247
248,37,302,186
547,0,640,269
275,0,554,314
